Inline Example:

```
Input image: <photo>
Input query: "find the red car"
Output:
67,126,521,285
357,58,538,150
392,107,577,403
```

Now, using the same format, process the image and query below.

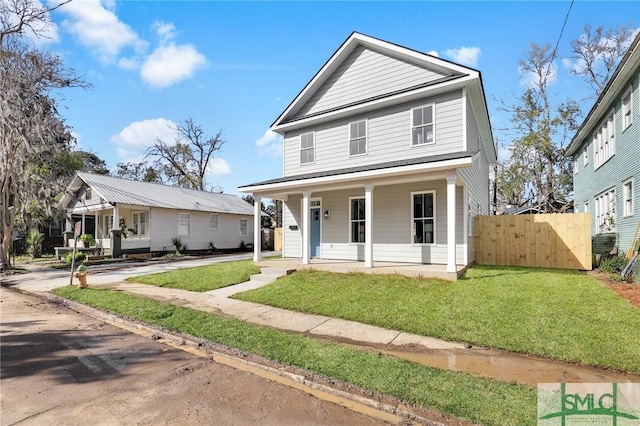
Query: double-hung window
593,111,615,169
622,86,632,130
210,213,219,229
412,192,435,244
103,215,114,237
85,188,92,200
131,212,147,237
595,188,616,233
300,133,315,164
240,219,248,237
349,120,367,156
49,220,64,237
623,179,633,217
583,144,588,166
411,105,434,146
349,197,365,243
178,213,190,236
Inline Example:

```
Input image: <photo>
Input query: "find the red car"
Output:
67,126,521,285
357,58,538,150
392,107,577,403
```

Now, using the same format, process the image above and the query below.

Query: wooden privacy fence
475,213,592,270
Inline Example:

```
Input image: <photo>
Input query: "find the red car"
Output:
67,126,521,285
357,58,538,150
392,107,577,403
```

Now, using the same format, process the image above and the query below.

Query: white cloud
140,42,207,88
444,46,481,67
206,158,231,176
255,129,282,157
110,118,178,160
426,50,439,57
58,0,145,63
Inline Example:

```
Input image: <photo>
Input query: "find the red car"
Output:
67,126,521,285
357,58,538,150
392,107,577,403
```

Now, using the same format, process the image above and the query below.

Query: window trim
348,196,366,244
410,104,436,147
595,187,616,234
130,211,147,237
85,188,92,200
593,110,615,170
210,213,219,229
178,212,190,237
103,214,114,237
299,132,316,165
348,119,368,157
622,85,632,131
583,144,588,166
411,190,436,245
49,219,64,237
239,218,248,237
623,178,634,217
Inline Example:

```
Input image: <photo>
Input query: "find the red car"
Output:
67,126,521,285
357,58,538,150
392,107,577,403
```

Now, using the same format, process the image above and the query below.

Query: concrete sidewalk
8,254,464,351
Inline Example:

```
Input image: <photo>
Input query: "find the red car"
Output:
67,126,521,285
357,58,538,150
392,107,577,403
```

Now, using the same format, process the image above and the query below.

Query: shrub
208,241,216,252
26,229,44,259
79,234,96,246
65,251,86,264
170,237,184,255
598,255,628,274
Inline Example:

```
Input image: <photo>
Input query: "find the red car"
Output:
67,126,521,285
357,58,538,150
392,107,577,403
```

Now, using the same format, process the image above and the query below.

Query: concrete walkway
6,254,463,351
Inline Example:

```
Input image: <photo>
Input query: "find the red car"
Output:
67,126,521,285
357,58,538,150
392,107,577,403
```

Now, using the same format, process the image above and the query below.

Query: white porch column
81,214,86,235
94,211,99,241
446,175,457,273
302,191,310,265
364,184,373,268
112,205,119,232
253,195,262,262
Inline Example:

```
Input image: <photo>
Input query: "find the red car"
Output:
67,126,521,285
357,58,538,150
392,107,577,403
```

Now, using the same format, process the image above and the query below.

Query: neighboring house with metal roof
566,32,640,256
60,172,256,256
239,32,495,276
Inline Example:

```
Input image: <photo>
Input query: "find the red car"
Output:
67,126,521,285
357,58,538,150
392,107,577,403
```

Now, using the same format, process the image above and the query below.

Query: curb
15,287,470,426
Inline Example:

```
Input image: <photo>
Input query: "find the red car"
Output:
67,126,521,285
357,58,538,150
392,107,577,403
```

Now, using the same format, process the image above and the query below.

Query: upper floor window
622,86,632,131
595,188,615,233
349,120,367,156
412,191,435,244
300,132,315,165
85,188,92,200
210,213,219,229
349,197,365,243
178,213,190,236
411,105,434,146
240,218,248,237
593,111,614,169
623,179,633,217
583,144,588,166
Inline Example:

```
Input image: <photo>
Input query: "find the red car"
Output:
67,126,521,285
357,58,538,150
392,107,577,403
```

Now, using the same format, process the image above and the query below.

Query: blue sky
31,0,639,196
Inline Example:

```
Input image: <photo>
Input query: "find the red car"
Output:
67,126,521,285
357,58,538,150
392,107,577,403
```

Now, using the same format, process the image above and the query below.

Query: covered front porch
257,257,467,281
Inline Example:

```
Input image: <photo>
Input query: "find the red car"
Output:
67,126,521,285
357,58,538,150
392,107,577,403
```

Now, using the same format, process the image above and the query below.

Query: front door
310,208,321,257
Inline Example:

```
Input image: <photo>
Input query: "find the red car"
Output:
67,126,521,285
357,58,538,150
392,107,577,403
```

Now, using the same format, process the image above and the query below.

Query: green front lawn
235,266,640,374
127,260,260,292
53,286,536,426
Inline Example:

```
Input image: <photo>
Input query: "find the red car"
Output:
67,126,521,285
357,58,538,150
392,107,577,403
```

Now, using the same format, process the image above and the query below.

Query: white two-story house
240,33,495,277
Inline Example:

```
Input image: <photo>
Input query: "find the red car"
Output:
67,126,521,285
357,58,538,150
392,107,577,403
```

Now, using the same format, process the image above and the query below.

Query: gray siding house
60,172,256,255
240,33,495,274
566,33,640,255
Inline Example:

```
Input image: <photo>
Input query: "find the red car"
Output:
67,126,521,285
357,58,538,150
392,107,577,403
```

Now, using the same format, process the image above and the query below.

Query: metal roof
61,172,256,216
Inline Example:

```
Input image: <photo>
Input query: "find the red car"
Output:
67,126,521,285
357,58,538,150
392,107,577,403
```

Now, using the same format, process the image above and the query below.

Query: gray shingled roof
63,172,255,216
240,150,478,188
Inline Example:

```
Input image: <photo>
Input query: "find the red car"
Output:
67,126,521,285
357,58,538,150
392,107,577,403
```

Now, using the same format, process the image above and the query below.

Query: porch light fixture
324,209,331,219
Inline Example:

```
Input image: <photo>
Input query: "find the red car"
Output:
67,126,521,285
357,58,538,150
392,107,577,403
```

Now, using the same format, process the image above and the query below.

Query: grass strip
53,286,536,426
235,266,640,374
127,260,260,292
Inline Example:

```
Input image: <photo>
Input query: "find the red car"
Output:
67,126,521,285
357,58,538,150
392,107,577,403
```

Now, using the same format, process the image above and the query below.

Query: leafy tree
74,150,109,175
496,25,634,213
242,195,273,229
0,0,88,269
145,118,225,191
115,161,162,183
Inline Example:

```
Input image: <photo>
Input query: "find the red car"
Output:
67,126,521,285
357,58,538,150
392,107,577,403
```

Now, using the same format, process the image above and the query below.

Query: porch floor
256,258,467,281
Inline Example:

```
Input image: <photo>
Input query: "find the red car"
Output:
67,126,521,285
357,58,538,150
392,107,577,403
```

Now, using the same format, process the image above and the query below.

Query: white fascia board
272,75,475,133
240,156,473,194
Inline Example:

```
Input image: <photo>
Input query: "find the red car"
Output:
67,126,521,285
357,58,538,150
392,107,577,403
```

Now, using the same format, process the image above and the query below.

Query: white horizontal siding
149,208,253,252
283,195,302,258
284,91,464,177
293,46,449,119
